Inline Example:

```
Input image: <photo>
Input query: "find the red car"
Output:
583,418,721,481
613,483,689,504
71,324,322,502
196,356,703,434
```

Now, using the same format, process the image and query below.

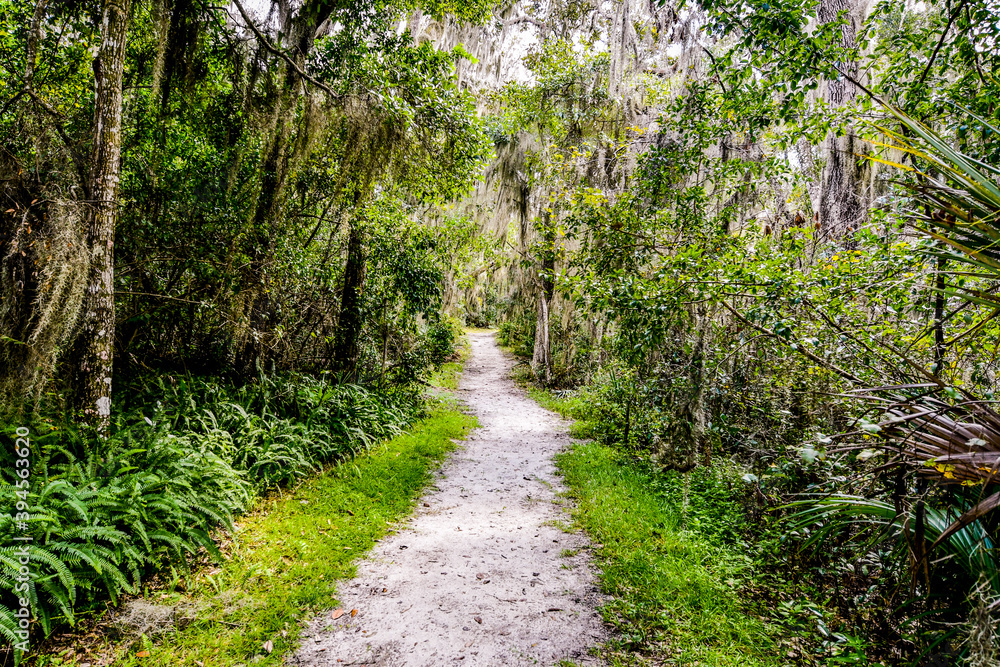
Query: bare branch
503,16,549,31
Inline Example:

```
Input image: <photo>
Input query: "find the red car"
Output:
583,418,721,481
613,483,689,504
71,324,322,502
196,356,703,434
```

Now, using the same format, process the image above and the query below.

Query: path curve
292,331,607,666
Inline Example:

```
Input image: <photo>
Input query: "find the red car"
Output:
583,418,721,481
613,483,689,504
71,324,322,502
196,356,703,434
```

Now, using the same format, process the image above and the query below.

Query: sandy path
291,331,607,666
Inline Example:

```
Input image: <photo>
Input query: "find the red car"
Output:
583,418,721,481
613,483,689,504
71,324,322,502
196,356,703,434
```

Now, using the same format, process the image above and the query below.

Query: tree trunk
75,0,131,432
817,0,868,241
532,215,556,384
532,293,551,384
231,0,332,378
334,220,366,380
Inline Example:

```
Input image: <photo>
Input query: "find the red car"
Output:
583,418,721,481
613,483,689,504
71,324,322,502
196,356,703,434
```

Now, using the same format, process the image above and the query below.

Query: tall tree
75,0,132,431
333,216,367,378
817,0,870,240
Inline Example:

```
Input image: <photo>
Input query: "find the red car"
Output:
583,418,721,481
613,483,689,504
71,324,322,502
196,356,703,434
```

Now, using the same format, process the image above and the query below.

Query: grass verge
538,392,783,667
38,404,476,667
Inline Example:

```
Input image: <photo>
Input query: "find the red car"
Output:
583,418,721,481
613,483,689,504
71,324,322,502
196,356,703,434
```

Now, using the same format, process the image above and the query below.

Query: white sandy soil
290,331,607,666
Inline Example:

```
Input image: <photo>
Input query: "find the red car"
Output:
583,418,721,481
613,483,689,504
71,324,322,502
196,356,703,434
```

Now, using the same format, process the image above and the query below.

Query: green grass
40,405,476,667
557,441,782,666
527,386,599,440
534,384,783,665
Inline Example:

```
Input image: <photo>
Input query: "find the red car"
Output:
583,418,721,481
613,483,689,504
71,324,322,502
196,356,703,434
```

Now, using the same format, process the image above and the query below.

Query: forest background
1,0,1000,664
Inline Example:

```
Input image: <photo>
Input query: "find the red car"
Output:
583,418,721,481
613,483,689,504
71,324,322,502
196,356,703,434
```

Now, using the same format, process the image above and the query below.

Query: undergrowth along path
293,331,607,666
41,403,475,666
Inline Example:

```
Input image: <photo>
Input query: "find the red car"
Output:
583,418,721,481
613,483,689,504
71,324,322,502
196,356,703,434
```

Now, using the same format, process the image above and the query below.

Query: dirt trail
291,331,607,666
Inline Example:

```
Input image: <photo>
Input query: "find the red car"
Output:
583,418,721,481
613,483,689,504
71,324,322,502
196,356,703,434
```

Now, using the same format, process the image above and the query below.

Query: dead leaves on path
330,607,359,620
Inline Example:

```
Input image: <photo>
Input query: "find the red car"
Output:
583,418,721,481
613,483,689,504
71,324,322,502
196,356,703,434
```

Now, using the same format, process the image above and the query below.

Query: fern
0,371,419,650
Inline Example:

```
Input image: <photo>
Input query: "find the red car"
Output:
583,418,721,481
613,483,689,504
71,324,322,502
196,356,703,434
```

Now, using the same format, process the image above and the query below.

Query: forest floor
291,331,608,666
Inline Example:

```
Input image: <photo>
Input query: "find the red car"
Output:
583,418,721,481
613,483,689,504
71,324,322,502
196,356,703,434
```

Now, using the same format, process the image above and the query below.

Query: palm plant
863,107,1000,548
832,391,1000,559
871,106,1000,308
789,107,1000,602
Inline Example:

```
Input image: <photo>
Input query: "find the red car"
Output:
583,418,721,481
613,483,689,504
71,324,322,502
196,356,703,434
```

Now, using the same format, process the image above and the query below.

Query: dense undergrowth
34,403,475,666
0,373,422,651
557,440,782,667
513,347,986,666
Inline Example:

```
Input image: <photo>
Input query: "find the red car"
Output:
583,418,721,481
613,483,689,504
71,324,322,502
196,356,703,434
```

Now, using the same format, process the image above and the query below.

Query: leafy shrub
423,315,463,366
0,372,421,652
496,316,534,358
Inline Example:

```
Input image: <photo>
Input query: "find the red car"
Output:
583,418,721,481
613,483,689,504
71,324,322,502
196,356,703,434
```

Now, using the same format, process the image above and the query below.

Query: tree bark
75,0,131,432
532,293,552,384
334,219,367,380
532,214,556,384
817,0,868,241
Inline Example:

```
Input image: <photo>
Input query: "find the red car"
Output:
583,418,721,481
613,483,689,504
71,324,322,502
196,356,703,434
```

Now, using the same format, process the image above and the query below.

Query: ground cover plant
557,440,783,667
31,404,475,666
0,372,423,654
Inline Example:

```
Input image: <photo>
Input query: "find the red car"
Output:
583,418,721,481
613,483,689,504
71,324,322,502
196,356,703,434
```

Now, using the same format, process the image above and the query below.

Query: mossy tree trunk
334,220,367,380
532,212,556,384
75,0,131,432
817,0,867,240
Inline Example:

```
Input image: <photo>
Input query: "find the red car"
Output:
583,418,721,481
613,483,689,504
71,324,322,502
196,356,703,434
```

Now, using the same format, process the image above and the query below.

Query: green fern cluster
0,433,248,647
0,372,420,654
137,373,419,488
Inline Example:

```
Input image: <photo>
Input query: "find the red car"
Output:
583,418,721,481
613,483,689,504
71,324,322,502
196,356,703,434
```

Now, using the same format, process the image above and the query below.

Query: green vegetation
0,0,486,656
474,0,1000,661
542,389,879,665
3,0,1000,662
1,374,424,646
557,441,780,667
38,404,475,666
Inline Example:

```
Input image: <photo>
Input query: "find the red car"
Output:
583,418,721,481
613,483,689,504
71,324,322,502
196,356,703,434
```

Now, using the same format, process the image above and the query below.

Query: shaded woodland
2,0,1000,663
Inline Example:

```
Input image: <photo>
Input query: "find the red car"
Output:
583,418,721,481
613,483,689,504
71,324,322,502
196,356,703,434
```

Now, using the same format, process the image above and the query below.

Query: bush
423,315,463,366
0,372,422,651
496,316,534,358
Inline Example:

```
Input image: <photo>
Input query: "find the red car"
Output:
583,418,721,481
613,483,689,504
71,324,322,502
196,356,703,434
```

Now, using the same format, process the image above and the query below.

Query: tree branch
916,0,966,90
230,0,340,100
720,299,864,384
504,16,549,31
24,88,90,200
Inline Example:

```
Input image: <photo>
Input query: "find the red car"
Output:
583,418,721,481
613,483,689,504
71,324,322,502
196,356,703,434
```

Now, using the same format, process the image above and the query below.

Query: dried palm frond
845,389,1000,558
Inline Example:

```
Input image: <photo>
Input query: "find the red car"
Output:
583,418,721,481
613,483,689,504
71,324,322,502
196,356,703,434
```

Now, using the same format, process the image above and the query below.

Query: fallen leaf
350,609,358,617
476,573,486,580
135,651,150,658
474,616,482,624
331,608,344,619
263,639,273,653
